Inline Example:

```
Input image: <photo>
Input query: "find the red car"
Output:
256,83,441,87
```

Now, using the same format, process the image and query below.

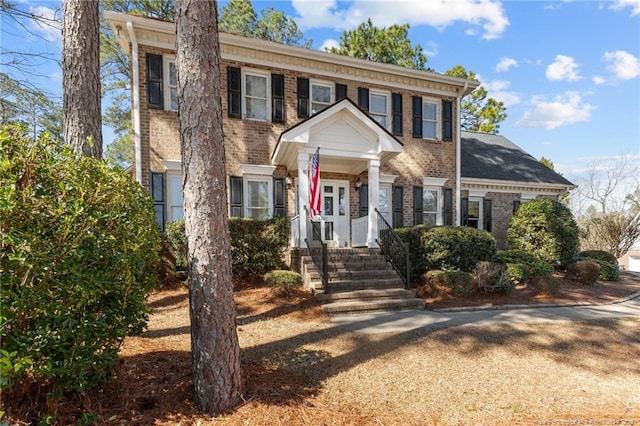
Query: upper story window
421,99,438,140
310,80,333,114
369,90,389,128
164,56,178,112
242,69,270,121
413,97,453,141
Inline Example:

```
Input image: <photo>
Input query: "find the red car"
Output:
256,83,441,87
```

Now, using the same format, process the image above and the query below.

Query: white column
367,159,380,248
297,152,309,246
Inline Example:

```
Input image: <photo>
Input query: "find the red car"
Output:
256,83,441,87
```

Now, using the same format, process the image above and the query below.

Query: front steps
301,248,424,314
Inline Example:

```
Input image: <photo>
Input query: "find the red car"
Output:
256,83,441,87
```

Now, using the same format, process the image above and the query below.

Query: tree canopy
328,19,427,70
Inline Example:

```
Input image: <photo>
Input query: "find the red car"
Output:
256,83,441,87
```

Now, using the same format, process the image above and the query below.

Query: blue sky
3,0,639,187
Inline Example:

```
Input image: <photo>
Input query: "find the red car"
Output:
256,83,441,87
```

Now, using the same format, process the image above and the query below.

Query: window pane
324,221,334,240
422,102,437,120
170,175,183,205
370,93,387,114
423,212,437,227
246,75,267,98
339,187,346,216
468,200,480,219
246,98,267,120
422,121,436,139
372,114,387,128
248,181,269,208
171,206,184,221
311,102,328,114
324,185,333,193
379,187,389,214
324,196,334,216
248,208,269,220
312,85,331,103
170,88,178,111
423,190,438,213
169,62,177,86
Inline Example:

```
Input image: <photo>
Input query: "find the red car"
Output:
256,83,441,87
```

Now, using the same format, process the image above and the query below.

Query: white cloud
28,5,62,43
609,0,640,16
483,79,521,107
515,92,594,130
291,0,509,40
496,57,517,72
603,50,640,80
546,55,581,82
592,75,606,85
320,38,339,52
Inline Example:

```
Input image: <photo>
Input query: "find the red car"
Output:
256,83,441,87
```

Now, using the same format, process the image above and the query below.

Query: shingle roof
461,131,574,186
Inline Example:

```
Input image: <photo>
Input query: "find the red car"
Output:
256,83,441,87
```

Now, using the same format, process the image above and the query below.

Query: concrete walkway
329,290,640,334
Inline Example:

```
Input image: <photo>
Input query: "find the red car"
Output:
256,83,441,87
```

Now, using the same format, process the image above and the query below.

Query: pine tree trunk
175,0,242,415
62,0,102,158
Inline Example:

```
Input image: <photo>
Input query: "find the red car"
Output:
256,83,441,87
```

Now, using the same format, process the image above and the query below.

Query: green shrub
166,219,186,270
422,226,496,272
424,270,473,296
395,225,430,279
495,249,554,284
572,256,620,282
0,126,160,397
507,199,579,267
230,216,289,276
264,270,303,295
578,250,617,265
566,260,600,285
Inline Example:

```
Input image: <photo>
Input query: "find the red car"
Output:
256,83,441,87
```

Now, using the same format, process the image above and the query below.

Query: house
105,11,574,262
618,214,640,272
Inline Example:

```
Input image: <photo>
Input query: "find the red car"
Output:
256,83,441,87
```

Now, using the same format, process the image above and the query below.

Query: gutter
455,82,468,226
126,21,142,184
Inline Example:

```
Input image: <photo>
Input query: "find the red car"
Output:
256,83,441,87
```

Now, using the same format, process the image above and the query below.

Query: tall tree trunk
62,0,102,158
175,0,242,415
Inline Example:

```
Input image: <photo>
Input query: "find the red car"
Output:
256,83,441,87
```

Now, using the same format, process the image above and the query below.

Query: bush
472,261,505,290
578,250,617,265
507,199,579,267
572,256,620,282
395,225,430,279
166,219,187,270
0,126,160,399
494,249,554,284
566,260,600,285
264,270,302,295
423,270,473,296
422,226,496,272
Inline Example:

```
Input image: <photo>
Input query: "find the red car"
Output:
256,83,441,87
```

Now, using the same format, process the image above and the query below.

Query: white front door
312,180,350,247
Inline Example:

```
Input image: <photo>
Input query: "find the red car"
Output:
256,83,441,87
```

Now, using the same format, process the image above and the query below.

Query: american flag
308,147,321,218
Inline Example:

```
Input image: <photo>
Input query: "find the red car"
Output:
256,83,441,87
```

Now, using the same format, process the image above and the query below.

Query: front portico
271,98,403,248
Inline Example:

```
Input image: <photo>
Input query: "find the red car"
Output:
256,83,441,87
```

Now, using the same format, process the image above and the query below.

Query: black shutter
336,83,347,101
359,184,369,218
513,200,521,214
273,177,286,217
227,67,241,118
357,87,369,112
461,198,469,227
413,186,423,225
392,93,403,136
483,199,492,232
229,176,243,218
412,96,422,138
297,77,309,118
271,73,284,123
393,186,403,228
443,188,453,226
442,100,453,141
147,53,163,109
150,172,165,231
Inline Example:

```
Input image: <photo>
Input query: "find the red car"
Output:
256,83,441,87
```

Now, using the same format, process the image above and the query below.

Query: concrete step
316,278,405,293
316,288,416,302
306,269,399,281
301,255,388,264
322,297,425,314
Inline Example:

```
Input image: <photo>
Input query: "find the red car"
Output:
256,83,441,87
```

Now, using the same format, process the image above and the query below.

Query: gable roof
461,131,574,187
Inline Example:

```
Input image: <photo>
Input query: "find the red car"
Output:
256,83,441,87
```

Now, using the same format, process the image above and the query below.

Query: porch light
355,177,362,191
285,174,293,187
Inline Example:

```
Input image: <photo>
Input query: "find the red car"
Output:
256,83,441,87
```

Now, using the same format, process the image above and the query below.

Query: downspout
127,21,142,184
455,82,468,226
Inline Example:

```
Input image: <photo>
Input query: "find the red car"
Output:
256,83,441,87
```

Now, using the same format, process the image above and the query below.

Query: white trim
243,175,273,220
420,96,441,140
126,21,142,184
240,164,276,175
166,171,184,222
162,160,182,171
423,177,448,187
369,88,391,130
310,79,334,115
467,197,484,230
241,68,271,121
455,85,465,226
380,174,398,184
521,192,538,200
162,55,177,112
468,189,488,198
422,186,442,226
461,177,576,192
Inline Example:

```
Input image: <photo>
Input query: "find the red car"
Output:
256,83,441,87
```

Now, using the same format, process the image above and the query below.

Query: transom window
370,91,389,128
164,57,178,112
423,189,439,226
311,81,332,114
422,99,438,140
242,69,270,121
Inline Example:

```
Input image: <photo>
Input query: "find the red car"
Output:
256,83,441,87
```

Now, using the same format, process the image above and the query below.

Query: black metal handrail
374,208,410,288
303,206,329,292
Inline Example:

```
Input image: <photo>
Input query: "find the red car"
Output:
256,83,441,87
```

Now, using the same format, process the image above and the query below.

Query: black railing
375,208,410,288
304,206,329,292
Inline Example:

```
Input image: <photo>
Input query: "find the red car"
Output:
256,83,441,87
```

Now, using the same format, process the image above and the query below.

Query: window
423,189,439,226
242,69,270,121
422,99,438,140
310,81,333,114
245,178,271,219
467,198,481,229
163,57,178,112
369,90,389,128
167,173,184,221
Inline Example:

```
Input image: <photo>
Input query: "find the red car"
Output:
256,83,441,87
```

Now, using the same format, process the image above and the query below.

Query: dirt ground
7,273,640,425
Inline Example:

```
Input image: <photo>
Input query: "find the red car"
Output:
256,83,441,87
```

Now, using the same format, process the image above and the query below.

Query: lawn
40,281,640,426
